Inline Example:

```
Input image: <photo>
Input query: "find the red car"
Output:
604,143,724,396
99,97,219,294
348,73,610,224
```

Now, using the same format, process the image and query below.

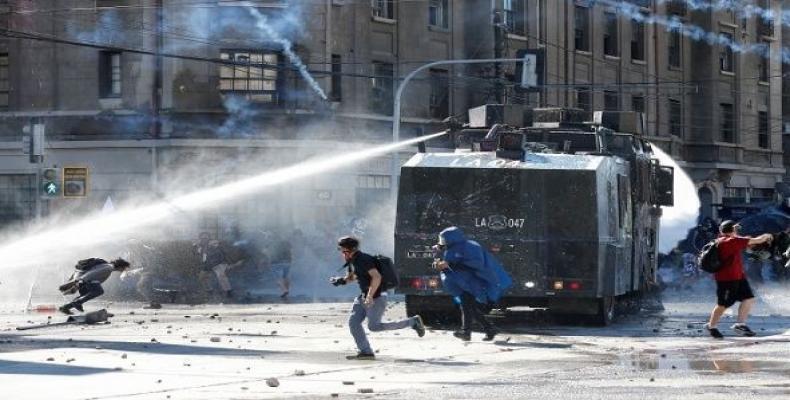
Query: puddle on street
619,352,790,375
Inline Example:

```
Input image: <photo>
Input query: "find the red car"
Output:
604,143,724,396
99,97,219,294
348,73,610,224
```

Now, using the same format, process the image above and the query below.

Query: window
576,86,591,112
719,32,734,72
720,103,735,142
219,50,280,103
757,0,773,36
668,26,681,68
604,12,619,57
759,40,769,82
631,18,645,61
429,0,448,29
574,6,590,52
604,91,619,111
504,0,526,36
357,175,391,189
758,111,769,148
669,99,682,137
632,95,645,114
99,51,122,98
370,61,394,114
0,53,8,109
372,0,394,20
429,69,449,119
330,54,342,102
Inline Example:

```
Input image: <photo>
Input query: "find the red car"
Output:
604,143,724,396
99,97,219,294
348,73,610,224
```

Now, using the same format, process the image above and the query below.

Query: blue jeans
348,294,414,354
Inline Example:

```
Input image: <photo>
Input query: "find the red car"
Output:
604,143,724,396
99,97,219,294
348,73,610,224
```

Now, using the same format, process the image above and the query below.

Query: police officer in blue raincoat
433,226,513,341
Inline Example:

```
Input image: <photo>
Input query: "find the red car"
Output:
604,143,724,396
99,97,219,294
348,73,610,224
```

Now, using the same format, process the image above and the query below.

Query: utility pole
30,122,45,220
493,11,505,104
153,0,163,139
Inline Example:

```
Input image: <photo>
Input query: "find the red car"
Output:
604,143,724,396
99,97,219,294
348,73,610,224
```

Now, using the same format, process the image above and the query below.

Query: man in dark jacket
332,236,426,360
433,226,513,341
58,258,131,314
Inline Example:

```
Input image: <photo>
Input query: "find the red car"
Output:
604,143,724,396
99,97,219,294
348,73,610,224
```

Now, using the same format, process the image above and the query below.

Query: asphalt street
1,285,789,400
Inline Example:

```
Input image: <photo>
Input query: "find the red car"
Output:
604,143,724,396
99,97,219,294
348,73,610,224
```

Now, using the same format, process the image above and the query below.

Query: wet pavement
0,286,789,399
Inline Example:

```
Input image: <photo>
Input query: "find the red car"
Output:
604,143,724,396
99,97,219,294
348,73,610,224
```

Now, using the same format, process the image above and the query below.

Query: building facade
0,0,784,236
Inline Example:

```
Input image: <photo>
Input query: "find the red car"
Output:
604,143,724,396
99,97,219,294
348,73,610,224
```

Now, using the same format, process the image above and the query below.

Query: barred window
99,51,122,98
504,0,526,36
720,103,735,142
0,53,8,109
429,0,448,29
220,50,280,103
604,12,618,57
372,0,394,20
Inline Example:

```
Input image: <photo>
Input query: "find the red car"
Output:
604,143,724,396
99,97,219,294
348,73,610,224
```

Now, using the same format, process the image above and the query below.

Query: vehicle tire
595,296,616,326
405,295,459,326
616,294,641,315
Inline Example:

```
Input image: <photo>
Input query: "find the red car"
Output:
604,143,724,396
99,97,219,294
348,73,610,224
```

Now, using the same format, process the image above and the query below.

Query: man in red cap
705,220,773,339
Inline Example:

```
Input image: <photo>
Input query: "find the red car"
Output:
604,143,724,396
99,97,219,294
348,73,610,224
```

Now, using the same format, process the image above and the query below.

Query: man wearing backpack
331,236,426,360
58,258,131,315
705,220,773,339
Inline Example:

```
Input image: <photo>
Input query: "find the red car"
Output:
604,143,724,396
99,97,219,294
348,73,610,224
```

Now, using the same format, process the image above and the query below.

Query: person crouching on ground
705,220,772,339
433,226,513,341
58,258,131,314
331,236,425,360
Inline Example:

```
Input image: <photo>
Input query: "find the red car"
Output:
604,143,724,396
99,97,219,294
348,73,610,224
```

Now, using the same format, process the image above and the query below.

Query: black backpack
698,240,722,273
75,258,108,271
373,254,400,290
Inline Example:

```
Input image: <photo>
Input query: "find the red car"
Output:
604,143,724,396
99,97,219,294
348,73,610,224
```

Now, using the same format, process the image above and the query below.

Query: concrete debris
121,353,127,359
265,378,280,387
294,369,305,376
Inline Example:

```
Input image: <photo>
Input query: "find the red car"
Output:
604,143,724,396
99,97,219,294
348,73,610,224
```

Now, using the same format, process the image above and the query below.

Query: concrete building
0,0,784,237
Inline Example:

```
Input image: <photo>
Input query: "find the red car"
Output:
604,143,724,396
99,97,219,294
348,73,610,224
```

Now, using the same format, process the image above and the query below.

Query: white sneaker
731,323,756,337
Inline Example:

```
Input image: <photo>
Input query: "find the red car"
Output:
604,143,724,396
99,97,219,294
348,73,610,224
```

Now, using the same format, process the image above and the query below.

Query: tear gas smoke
246,6,328,101
606,1,782,64
651,143,700,253
0,132,446,271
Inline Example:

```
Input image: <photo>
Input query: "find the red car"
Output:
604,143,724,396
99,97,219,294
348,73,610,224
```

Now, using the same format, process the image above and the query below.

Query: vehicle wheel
595,296,616,326
616,295,641,315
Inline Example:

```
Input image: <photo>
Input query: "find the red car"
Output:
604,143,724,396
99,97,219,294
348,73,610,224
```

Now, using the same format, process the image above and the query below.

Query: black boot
483,327,498,342
453,330,471,341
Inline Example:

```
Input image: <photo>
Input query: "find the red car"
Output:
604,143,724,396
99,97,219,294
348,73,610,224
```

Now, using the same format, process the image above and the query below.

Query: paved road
1,286,789,399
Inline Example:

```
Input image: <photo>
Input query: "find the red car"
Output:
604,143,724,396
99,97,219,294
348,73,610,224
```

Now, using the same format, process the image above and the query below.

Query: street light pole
390,57,528,202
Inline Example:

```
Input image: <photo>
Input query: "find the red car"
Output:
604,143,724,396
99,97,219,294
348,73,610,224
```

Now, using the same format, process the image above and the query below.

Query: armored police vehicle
395,105,674,325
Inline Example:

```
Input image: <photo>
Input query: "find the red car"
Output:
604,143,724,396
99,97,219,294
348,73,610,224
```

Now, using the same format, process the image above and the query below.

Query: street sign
514,49,545,92
63,167,89,198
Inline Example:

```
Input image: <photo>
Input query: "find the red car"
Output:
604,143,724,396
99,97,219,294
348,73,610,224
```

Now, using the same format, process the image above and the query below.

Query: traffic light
41,168,60,198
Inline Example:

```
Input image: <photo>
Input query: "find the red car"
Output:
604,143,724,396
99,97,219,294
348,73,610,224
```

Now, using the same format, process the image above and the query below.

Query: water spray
650,143,700,253
0,132,447,269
